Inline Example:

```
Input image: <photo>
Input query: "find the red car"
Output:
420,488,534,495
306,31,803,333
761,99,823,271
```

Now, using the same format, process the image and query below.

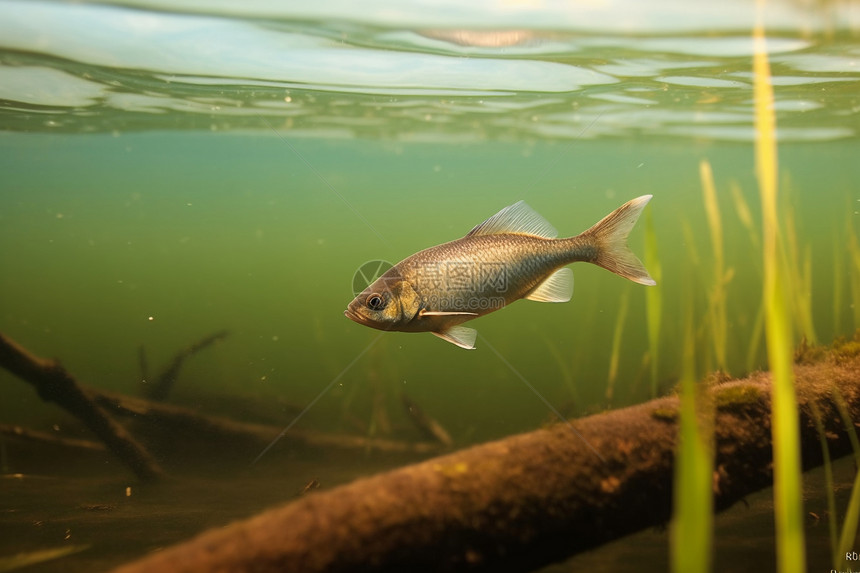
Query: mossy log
112,348,860,573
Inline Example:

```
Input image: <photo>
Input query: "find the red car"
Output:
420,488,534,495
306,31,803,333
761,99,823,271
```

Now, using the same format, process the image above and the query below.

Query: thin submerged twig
144,329,230,401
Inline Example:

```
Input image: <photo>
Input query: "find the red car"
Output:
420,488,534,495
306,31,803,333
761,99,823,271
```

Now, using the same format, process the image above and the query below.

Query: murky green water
1,0,859,571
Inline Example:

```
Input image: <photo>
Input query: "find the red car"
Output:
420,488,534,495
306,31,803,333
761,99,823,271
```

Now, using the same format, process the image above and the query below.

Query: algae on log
112,351,860,573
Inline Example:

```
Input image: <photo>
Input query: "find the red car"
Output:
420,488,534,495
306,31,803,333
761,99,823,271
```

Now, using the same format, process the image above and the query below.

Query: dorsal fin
466,201,558,238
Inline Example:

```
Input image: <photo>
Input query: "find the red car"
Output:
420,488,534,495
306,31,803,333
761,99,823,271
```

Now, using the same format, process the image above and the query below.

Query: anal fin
432,326,477,350
525,267,573,303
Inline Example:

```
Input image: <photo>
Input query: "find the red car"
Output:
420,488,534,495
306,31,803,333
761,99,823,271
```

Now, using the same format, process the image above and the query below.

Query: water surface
1,0,859,570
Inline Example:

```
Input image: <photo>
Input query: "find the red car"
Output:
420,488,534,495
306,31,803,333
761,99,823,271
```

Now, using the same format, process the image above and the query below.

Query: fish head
344,272,420,331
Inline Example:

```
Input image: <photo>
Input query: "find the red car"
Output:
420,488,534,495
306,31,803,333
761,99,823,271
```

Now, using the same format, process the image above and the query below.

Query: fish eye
366,293,385,310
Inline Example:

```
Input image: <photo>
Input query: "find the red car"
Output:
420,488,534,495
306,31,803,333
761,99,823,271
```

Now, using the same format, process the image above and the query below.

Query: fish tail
581,195,656,286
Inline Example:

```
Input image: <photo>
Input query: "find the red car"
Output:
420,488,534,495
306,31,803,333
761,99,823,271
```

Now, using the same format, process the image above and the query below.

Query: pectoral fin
525,267,573,303
432,326,477,350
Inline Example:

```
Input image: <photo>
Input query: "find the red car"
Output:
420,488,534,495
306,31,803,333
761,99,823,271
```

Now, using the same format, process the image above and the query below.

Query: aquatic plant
643,206,663,398
680,218,711,373
753,15,806,573
729,181,767,372
833,230,844,337
670,289,712,573
606,287,630,403
838,471,860,571
832,385,860,463
730,181,760,251
810,401,839,566
543,335,578,405
745,304,766,375
681,218,702,269
847,213,860,330
780,184,817,345
700,159,729,372
833,385,860,571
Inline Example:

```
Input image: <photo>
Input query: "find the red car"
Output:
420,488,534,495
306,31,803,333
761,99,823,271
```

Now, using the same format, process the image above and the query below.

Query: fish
344,196,655,350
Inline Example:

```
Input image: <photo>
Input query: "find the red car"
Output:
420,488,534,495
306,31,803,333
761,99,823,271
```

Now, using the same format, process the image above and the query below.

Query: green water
1,0,859,571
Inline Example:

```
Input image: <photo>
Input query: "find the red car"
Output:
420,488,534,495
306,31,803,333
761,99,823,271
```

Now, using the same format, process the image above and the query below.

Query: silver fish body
345,196,655,349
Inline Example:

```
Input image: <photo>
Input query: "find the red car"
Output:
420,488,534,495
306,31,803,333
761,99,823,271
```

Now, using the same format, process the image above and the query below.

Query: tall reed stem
753,11,806,572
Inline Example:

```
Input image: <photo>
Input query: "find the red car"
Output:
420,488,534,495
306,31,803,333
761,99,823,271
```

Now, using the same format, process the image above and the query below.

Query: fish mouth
344,307,370,326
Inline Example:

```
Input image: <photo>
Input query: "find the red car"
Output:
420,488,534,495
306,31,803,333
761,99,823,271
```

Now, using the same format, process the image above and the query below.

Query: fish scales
397,233,597,310
345,196,654,349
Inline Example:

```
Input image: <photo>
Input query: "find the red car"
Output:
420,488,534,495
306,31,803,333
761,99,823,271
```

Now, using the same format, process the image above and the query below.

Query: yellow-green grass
810,401,839,566
671,289,713,573
781,194,817,344
745,302,765,375
543,335,578,405
829,384,860,570
680,217,713,373
832,386,860,464
606,287,630,403
700,160,729,372
833,230,843,337
753,12,806,573
848,214,860,330
644,206,663,398
730,181,760,252
838,471,860,571
729,181,767,374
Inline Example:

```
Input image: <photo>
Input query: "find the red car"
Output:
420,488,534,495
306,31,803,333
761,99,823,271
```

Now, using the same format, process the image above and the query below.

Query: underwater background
1,0,859,571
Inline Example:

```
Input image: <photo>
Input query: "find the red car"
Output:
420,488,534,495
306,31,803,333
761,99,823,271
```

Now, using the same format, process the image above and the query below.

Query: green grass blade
848,216,860,330
753,12,806,573
832,386,860,465
606,288,630,403
746,299,765,373
838,470,860,570
730,181,760,251
0,545,90,572
810,401,839,566
644,207,663,397
828,385,860,569
543,335,578,404
833,230,843,337
782,198,817,344
730,181,766,374
671,290,713,573
700,160,728,371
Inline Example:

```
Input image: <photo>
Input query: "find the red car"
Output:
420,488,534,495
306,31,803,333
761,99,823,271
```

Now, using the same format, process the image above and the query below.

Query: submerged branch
0,423,106,452
112,345,860,573
0,332,164,482
143,329,230,401
92,389,443,457
401,392,453,447
0,329,436,476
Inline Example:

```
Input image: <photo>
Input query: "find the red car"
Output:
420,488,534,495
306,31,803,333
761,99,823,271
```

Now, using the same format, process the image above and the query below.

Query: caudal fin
583,195,656,286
